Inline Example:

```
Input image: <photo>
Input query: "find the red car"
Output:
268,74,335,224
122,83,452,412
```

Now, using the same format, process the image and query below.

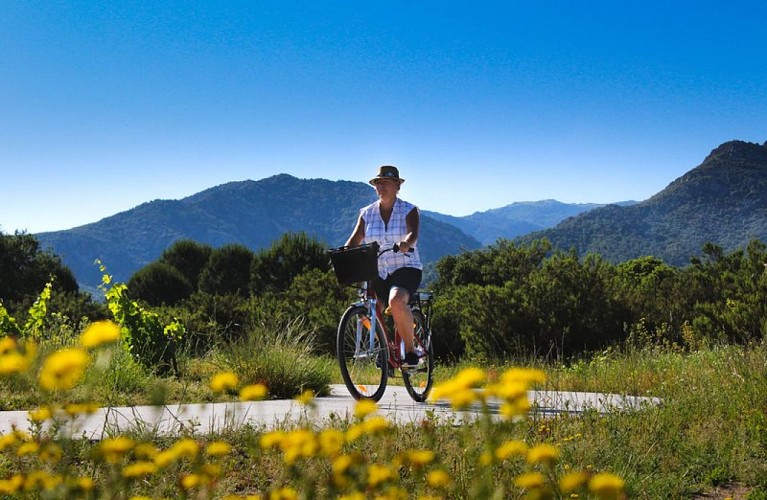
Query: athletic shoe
403,351,420,369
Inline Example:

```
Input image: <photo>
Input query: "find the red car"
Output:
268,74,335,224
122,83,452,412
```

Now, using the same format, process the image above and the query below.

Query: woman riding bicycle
345,165,423,369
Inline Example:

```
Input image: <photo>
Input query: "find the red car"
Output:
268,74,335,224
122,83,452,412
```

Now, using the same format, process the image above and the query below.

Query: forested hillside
423,200,611,245
524,140,767,265
36,175,480,290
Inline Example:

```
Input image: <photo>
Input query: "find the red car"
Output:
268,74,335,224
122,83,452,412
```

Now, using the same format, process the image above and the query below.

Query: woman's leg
389,286,415,353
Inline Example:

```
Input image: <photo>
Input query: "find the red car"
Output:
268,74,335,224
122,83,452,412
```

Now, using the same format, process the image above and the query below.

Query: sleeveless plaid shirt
361,197,423,278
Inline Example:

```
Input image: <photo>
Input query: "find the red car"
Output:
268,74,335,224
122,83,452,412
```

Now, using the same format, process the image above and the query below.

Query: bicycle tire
337,305,388,401
402,309,434,402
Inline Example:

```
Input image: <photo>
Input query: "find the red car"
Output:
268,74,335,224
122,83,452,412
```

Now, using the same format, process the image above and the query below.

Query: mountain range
521,140,767,265
33,177,606,291
31,139,767,290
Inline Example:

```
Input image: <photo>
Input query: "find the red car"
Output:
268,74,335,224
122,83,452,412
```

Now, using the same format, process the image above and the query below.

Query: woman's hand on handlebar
393,241,415,253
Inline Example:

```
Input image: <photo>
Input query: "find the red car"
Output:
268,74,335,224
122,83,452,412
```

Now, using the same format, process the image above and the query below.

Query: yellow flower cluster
209,370,269,401
38,348,89,391
427,367,626,499
257,398,453,498
428,366,546,418
0,309,628,499
0,321,243,498
79,320,121,349
0,337,36,376
428,367,486,409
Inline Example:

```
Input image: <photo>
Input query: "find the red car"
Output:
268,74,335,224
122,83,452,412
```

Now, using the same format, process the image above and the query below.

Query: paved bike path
0,385,660,440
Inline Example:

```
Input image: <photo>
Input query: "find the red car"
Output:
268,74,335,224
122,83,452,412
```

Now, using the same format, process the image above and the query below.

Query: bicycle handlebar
391,243,415,254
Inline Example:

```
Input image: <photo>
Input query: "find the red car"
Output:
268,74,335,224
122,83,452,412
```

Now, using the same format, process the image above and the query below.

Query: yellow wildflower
281,429,317,464
98,436,135,464
39,443,63,464
210,371,239,393
514,471,545,490
0,475,23,494
0,352,27,375
153,449,176,468
23,471,62,491
17,441,39,457
134,442,158,459
367,464,395,487
0,338,35,375
588,472,625,499
502,367,546,385
406,449,435,468
269,487,298,500
199,463,222,478
73,477,94,492
526,443,560,466
80,320,121,349
337,493,364,500
429,367,486,402
260,430,285,449
171,438,199,459
38,348,90,391
180,473,203,490
0,337,16,355
295,389,315,405
0,433,17,451
495,440,528,461
560,471,589,493
455,367,486,387
29,406,53,423
332,454,354,474
449,388,480,409
240,383,268,401
206,440,233,457
362,415,390,434
500,397,531,418
122,461,158,478
64,402,99,416
345,423,364,442
318,429,344,456
354,399,378,419
426,469,452,488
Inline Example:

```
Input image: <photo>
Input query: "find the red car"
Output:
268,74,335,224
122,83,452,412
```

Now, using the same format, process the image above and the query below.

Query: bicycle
328,242,435,402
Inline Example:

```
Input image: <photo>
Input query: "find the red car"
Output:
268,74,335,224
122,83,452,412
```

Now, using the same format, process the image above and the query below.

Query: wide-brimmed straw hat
369,165,405,185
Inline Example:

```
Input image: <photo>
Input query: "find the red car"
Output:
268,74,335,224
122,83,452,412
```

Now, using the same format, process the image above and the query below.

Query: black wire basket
328,242,380,284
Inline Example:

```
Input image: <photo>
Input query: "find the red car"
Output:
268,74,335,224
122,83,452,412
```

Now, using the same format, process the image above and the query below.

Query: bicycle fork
354,298,379,359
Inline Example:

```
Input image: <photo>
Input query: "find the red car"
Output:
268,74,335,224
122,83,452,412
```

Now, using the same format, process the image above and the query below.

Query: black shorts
374,267,422,305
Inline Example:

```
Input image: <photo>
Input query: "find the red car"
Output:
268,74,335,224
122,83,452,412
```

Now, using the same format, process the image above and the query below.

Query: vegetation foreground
1,305,766,498
1,232,767,498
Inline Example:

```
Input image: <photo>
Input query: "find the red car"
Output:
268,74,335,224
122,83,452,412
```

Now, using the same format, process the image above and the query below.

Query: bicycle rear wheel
402,309,434,402
337,305,388,401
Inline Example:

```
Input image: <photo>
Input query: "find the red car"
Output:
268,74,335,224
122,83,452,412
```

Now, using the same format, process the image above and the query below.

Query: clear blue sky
2,1,766,234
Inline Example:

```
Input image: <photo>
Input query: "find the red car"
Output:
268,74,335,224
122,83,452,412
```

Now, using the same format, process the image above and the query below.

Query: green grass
2,316,766,498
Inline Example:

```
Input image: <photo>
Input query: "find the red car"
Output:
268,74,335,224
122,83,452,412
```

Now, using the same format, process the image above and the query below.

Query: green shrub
213,315,333,399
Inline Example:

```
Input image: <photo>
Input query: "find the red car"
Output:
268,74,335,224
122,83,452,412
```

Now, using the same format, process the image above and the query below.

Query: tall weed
213,315,334,399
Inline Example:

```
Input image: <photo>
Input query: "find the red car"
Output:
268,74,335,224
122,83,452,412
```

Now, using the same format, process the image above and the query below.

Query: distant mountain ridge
33,175,609,291
522,140,767,265
424,199,635,245
35,175,482,290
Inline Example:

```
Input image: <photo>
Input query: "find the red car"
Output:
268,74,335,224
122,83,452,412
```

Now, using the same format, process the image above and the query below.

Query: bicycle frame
353,281,406,369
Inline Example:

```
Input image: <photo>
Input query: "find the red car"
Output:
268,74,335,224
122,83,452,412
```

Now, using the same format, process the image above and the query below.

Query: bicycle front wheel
402,309,434,402
337,305,388,401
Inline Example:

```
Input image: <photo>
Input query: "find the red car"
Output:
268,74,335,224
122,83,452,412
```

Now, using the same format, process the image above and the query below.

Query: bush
128,262,193,306
213,315,334,399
